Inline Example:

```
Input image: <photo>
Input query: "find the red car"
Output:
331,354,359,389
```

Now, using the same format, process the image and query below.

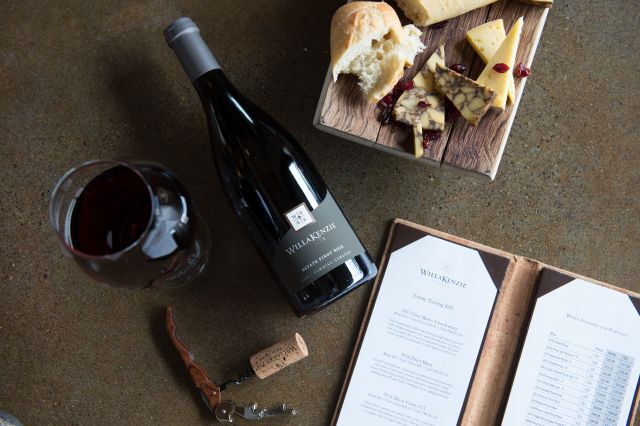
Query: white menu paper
336,236,498,425
502,279,640,425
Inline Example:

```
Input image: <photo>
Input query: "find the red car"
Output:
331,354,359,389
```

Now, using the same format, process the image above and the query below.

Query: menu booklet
332,219,640,426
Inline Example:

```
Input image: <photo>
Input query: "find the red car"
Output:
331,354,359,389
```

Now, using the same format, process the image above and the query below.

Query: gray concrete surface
1,0,638,424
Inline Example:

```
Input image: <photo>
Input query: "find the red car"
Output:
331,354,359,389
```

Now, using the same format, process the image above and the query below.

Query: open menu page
336,234,504,425
502,274,640,425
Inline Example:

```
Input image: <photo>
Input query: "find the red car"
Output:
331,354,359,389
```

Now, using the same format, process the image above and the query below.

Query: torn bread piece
330,1,425,102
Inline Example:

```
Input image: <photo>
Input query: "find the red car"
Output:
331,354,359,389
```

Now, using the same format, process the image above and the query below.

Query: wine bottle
164,18,377,317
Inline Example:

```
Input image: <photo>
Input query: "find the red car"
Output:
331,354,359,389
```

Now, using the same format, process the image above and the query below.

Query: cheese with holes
476,17,523,110
466,20,516,103
434,65,495,125
413,45,445,92
393,87,445,157
396,0,498,27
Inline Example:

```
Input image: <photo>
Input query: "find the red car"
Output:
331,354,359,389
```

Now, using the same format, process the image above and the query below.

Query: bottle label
272,193,366,293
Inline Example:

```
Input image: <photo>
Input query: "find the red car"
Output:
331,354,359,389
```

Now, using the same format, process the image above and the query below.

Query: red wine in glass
50,160,210,288
70,165,153,256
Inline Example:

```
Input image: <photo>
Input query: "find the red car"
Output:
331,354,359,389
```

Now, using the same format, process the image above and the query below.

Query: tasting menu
502,269,640,425
332,220,640,426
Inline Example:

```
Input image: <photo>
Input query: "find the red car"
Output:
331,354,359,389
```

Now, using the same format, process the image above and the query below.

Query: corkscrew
165,306,307,422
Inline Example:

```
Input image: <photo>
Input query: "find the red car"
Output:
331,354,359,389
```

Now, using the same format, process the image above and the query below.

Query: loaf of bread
330,1,424,103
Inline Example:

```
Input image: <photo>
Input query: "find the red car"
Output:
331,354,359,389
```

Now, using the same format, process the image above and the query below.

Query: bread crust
330,2,403,74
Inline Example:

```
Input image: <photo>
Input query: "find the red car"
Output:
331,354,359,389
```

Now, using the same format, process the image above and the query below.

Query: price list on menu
503,278,640,426
529,332,634,425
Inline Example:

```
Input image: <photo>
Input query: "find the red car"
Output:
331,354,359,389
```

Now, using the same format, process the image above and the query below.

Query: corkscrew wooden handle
166,306,221,411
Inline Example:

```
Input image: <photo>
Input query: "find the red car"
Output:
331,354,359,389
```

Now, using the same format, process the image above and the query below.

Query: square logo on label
285,203,316,231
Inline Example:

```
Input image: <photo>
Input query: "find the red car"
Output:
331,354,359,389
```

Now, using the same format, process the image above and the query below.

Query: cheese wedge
396,0,499,27
476,17,523,110
419,94,445,131
394,89,445,131
412,120,424,158
466,20,516,103
413,45,445,93
413,72,429,91
425,45,445,74
393,87,445,157
434,65,496,126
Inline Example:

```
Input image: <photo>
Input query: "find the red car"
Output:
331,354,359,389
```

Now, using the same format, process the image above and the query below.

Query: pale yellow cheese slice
426,45,445,74
467,19,506,63
413,45,445,93
412,120,424,158
396,0,498,27
413,72,430,91
476,17,523,110
466,20,516,103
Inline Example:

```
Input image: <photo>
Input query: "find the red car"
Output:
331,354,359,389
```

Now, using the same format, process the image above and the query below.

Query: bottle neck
165,17,220,82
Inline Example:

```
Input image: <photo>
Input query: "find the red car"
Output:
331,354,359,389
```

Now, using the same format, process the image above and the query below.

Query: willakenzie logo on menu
420,269,467,288
285,223,337,255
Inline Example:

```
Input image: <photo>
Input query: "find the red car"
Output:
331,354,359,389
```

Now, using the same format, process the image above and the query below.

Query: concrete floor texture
1,0,639,424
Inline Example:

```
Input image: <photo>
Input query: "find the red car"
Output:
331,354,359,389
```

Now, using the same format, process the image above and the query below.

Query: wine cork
249,333,308,379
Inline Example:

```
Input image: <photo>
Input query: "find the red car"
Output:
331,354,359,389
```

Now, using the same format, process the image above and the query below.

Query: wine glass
49,159,210,288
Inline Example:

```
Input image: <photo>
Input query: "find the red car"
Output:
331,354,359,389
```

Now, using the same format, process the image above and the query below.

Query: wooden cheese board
314,1,549,180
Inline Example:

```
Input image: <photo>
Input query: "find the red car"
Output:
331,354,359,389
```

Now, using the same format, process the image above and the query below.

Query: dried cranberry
423,130,441,141
417,101,430,108
422,130,442,149
514,63,531,78
377,80,419,124
492,63,510,73
396,80,414,91
378,94,394,108
450,63,467,74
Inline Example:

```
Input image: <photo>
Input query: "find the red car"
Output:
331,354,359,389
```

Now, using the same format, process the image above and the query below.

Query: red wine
67,162,199,287
71,165,152,255
165,18,377,316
